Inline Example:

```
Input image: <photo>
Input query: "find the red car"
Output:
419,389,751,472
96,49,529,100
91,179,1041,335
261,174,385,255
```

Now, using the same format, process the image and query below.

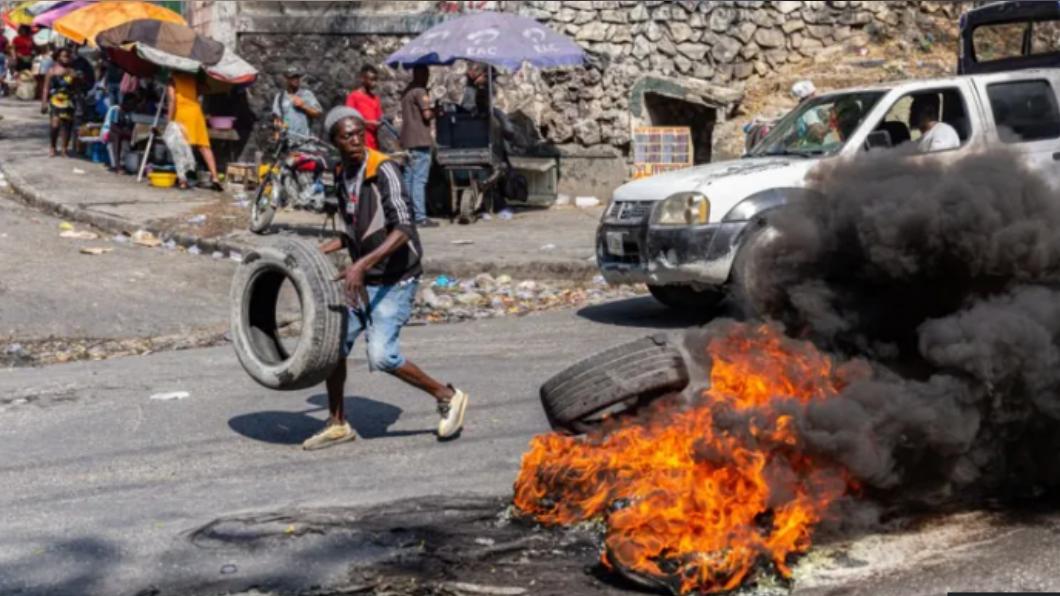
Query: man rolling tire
305,106,469,450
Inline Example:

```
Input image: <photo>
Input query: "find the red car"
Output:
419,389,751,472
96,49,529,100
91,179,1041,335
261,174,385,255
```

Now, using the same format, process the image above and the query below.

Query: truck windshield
748,91,887,158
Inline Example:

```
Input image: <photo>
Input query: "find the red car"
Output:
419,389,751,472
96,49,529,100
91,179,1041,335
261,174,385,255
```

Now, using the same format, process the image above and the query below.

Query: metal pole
138,80,166,182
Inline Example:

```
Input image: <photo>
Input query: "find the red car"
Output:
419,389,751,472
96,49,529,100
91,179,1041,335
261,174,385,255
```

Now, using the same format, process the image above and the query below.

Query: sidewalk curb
0,157,254,259
0,158,600,281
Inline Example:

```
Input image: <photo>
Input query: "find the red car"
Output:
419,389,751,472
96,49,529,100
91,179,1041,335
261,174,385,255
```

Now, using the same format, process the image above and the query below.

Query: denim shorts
341,277,418,372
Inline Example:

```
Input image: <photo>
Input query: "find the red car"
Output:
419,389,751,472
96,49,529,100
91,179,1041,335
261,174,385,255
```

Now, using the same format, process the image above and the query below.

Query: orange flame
513,323,860,594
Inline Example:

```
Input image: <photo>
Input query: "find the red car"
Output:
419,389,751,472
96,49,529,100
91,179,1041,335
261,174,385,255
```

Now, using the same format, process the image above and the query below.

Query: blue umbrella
386,11,585,71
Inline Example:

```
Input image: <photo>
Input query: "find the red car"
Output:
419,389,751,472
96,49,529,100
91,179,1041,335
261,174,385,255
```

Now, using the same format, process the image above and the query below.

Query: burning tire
540,334,689,434
230,237,345,390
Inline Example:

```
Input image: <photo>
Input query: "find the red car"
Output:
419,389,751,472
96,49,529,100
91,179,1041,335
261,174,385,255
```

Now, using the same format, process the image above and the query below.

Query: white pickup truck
598,2,1060,311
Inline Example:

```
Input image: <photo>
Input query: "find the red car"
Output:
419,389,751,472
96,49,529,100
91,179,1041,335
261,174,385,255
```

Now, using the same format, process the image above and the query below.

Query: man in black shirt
303,106,469,450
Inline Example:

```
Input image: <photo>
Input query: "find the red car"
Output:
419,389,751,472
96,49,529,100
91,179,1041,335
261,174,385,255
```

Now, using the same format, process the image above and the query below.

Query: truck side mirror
865,130,892,150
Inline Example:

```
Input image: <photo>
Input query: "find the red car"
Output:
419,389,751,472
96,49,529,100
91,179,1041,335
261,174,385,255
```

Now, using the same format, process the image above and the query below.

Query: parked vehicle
249,127,339,234
598,66,1060,312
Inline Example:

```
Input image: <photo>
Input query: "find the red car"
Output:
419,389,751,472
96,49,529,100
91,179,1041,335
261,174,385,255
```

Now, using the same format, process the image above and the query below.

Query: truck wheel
230,237,346,390
731,222,785,319
540,335,689,435
647,284,724,313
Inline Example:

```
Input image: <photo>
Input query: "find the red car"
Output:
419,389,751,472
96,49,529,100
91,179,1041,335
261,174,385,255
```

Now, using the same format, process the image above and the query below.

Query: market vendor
165,73,223,191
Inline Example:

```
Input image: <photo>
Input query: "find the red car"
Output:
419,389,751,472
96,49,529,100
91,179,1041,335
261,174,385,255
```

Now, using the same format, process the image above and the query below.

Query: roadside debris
131,230,162,248
187,214,207,225
451,239,474,245
58,221,74,231
72,168,86,175
149,391,190,401
79,247,113,255
574,196,600,208
60,230,99,240
188,245,202,255
414,273,644,323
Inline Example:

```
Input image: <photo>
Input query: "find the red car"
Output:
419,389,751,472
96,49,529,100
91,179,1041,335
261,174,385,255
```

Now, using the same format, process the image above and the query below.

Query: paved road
4,297,1060,596
0,189,235,341
0,299,696,595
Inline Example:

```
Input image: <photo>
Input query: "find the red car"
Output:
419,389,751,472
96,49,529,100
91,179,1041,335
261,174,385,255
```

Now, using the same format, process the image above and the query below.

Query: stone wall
213,0,973,196
506,0,970,153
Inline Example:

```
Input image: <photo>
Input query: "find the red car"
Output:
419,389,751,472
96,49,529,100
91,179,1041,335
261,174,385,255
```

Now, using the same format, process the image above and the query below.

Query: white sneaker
437,388,468,439
302,421,356,450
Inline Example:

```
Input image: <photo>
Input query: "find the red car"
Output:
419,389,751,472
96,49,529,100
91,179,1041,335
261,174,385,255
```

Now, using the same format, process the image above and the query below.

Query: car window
1030,19,1060,55
869,88,969,152
748,91,886,158
973,22,1029,63
986,79,1060,143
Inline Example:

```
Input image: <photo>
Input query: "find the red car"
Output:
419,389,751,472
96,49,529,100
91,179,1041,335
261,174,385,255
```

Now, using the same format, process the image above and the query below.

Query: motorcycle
249,127,339,234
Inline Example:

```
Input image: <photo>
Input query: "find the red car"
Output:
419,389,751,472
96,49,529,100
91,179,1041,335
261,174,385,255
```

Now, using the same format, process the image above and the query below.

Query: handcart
434,100,505,224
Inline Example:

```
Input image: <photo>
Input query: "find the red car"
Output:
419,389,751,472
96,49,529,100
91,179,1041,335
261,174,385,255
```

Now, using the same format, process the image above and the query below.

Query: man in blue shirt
271,66,322,139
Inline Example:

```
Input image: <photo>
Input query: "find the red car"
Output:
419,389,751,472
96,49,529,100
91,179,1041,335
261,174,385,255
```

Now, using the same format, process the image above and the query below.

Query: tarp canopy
97,19,224,65
386,11,585,71
53,0,185,46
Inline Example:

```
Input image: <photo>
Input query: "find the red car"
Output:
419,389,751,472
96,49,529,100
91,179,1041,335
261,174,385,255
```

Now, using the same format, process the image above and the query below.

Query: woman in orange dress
166,72,222,191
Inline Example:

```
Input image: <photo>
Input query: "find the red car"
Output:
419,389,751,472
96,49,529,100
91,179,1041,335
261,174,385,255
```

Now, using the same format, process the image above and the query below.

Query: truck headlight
652,192,710,226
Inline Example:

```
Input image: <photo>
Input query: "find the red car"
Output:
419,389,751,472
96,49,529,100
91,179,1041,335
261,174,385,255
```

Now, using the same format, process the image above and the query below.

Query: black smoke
716,150,1060,504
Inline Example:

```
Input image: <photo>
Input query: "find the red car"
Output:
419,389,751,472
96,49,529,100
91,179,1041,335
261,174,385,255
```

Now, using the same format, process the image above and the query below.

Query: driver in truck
304,106,470,450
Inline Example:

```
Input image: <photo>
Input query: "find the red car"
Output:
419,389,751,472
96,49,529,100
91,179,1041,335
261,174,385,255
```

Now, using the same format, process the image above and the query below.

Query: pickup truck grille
608,200,651,223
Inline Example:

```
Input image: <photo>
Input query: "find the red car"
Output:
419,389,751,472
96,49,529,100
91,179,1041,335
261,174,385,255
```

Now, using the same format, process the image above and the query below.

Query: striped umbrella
53,0,185,46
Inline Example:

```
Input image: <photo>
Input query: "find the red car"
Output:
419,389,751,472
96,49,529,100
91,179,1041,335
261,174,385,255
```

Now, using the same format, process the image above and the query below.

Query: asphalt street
0,299,696,596
0,190,235,341
4,297,1060,596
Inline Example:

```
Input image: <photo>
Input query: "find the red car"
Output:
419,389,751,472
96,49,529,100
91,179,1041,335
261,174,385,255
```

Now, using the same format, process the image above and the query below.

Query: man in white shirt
911,94,960,153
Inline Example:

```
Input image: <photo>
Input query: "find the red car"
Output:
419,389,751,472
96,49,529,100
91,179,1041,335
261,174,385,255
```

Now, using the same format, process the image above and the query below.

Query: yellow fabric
172,73,209,148
364,148,389,179
53,0,185,47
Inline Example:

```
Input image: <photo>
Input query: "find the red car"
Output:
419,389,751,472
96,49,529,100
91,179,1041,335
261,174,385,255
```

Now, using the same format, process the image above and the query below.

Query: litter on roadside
60,230,99,240
229,251,243,263
79,247,113,255
131,230,162,248
540,243,557,251
211,251,224,259
575,196,600,208
148,391,190,401
187,214,207,225
451,239,474,245
72,168,86,175
188,245,202,255
58,221,74,231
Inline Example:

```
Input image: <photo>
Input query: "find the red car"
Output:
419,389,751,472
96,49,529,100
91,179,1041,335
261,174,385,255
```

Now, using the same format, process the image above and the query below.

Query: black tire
540,334,689,434
731,222,785,319
647,284,724,312
249,173,276,234
230,237,345,390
